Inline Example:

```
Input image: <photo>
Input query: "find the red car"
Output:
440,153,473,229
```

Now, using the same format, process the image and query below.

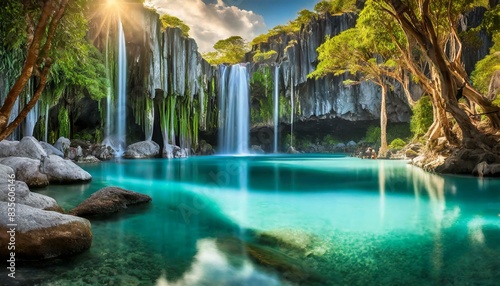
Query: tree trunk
379,84,388,158
0,0,68,139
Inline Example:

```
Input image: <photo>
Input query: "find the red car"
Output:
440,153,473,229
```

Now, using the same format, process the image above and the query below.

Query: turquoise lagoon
13,155,500,285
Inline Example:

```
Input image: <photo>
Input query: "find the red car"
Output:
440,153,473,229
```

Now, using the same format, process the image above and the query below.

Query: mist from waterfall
218,64,250,155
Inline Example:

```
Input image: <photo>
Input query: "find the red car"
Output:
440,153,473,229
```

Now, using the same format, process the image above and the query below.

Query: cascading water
218,64,250,154
290,70,294,148
23,78,38,137
103,18,127,157
273,64,280,153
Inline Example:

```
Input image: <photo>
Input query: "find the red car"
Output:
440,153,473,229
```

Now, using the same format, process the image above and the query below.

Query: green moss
58,107,70,138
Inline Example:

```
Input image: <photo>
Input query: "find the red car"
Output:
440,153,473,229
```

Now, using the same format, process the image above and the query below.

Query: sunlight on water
20,155,500,286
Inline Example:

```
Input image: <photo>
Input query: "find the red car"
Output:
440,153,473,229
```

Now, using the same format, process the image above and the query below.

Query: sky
144,0,318,53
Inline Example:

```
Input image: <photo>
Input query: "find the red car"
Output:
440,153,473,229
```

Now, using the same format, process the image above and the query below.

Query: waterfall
23,78,38,137
218,64,250,155
43,103,49,142
103,18,127,157
273,64,280,153
290,69,294,148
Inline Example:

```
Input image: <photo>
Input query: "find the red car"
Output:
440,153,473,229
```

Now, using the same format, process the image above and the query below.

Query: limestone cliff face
246,6,495,126
122,9,216,101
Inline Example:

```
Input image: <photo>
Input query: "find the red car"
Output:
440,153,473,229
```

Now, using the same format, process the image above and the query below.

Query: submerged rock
0,202,92,260
70,187,152,217
251,145,265,154
0,157,49,188
42,155,92,184
124,140,160,159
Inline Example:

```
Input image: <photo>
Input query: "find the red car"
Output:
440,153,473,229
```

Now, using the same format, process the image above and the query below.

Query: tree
310,6,417,157
371,0,500,149
203,36,249,65
315,1,334,14
0,0,70,140
160,14,190,37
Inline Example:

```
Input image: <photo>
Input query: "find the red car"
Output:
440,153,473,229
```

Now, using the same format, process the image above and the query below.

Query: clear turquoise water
13,155,500,285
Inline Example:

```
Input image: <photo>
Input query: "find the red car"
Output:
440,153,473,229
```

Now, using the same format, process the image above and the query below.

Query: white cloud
144,0,268,53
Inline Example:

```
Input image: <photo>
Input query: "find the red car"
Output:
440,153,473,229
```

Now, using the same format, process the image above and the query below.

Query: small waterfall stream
103,18,127,157
218,64,250,154
273,64,280,153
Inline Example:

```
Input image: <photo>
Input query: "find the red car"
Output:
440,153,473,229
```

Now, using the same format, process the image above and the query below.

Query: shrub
388,138,406,150
410,96,433,138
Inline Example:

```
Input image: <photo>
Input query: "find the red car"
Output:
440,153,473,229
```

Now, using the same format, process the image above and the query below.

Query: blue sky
218,0,318,28
146,0,320,52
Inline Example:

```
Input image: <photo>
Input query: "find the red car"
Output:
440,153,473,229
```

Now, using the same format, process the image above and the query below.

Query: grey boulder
0,140,18,157
54,137,71,155
39,141,64,157
124,141,160,159
15,136,48,160
42,155,92,184
0,157,49,188
0,202,92,260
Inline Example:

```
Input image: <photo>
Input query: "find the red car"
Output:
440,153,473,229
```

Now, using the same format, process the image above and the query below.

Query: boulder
124,141,160,159
287,146,300,154
16,136,47,160
196,140,215,155
0,157,49,188
77,155,101,164
473,161,500,177
69,187,152,217
54,137,71,154
346,141,357,147
91,144,114,161
0,140,18,157
42,155,92,184
39,141,64,157
163,144,186,159
251,145,265,154
66,146,83,161
0,179,62,212
0,202,92,260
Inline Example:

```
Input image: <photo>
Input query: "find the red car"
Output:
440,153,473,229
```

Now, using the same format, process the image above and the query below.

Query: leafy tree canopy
203,36,249,65
160,14,190,37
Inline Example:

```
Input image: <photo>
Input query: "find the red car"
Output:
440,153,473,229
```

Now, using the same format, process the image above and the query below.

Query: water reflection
29,155,500,285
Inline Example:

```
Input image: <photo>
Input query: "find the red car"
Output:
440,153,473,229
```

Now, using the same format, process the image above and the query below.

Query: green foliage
315,0,357,15
471,5,500,98
250,9,316,46
58,107,70,138
387,123,411,142
253,50,277,63
324,134,340,145
388,138,406,150
250,67,274,124
364,126,381,144
160,14,190,37
315,1,334,14
203,36,249,65
410,96,434,138
0,1,25,50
